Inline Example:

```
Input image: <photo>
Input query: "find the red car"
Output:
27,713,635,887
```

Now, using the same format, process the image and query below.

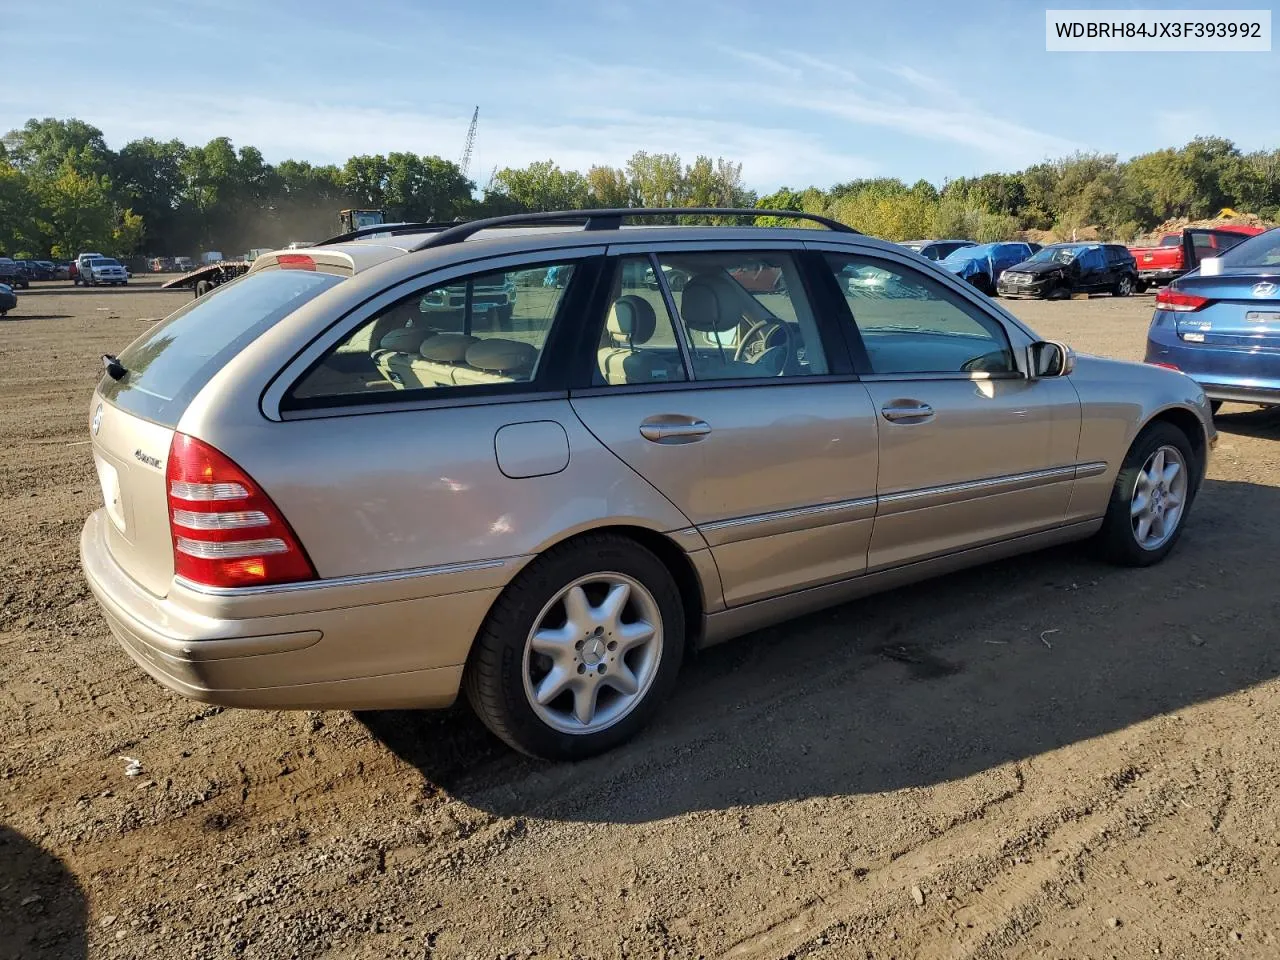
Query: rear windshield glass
1216,229,1280,269
99,270,342,425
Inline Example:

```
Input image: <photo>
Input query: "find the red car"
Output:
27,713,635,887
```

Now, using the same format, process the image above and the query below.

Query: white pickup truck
76,254,129,286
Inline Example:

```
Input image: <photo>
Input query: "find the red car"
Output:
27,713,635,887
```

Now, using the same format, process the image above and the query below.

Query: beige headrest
466,338,537,373
680,278,740,333
380,327,431,354
420,333,478,363
607,295,658,344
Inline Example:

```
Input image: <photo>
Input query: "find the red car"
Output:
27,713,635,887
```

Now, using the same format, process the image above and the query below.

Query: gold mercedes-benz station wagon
80,209,1215,759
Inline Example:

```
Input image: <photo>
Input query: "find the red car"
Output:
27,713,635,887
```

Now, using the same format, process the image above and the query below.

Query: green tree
586,165,631,207
625,151,684,210
3,118,113,178
35,158,141,258
114,138,187,253
489,160,589,211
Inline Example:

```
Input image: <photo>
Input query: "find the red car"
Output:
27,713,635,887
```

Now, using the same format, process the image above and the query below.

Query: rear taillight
166,433,316,588
1149,362,1180,371
1155,288,1210,312
276,254,315,270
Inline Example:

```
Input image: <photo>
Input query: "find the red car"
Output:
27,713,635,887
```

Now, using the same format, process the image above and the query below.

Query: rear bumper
1138,268,1181,282
1145,327,1280,407
80,509,503,710
1197,381,1280,405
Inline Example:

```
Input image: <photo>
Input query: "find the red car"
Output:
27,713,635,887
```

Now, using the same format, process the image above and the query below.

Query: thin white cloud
755,51,1078,166
713,45,805,82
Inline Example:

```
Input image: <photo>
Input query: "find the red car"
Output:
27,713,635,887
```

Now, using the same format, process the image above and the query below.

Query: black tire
1112,273,1135,297
464,533,685,760
194,280,211,297
1047,282,1070,301
1096,421,1198,567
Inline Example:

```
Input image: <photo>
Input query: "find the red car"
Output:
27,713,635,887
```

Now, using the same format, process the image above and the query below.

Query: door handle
880,402,934,424
639,418,712,444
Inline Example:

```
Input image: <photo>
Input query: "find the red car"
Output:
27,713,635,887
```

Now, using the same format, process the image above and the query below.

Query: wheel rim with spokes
1130,444,1188,551
522,572,664,735
1119,276,1133,295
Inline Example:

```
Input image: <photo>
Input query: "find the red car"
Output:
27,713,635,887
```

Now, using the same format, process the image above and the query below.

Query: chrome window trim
175,557,509,597
279,389,570,421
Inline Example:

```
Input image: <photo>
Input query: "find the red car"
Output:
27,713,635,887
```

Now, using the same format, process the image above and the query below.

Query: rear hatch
91,267,344,596
1172,271,1280,351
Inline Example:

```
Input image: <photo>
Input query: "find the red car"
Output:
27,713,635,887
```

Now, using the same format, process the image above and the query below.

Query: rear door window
285,260,581,407
99,269,343,425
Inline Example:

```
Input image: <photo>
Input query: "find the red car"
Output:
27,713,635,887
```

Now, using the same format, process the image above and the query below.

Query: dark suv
0,258,29,289
998,243,1140,299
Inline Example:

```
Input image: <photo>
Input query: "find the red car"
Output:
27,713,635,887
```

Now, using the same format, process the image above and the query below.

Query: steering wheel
734,320,793,374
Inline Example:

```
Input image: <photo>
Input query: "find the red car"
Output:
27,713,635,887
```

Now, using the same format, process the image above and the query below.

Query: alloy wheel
522,572,664,734
1130,444,1188,550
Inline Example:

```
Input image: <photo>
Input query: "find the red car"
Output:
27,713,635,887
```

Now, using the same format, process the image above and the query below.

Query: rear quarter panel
1066,355,1214,521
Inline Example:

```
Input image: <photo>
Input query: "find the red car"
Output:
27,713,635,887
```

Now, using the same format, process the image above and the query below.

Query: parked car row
898,238,1139,301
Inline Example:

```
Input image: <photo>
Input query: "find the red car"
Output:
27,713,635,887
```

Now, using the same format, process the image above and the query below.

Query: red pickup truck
1128,225,1263,285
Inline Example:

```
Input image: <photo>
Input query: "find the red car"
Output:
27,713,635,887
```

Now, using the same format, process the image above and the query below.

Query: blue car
940,241,1036,294
1144,227,1280,411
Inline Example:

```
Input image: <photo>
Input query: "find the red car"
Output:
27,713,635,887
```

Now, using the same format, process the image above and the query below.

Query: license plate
473,303,491,314
94,454,126,532
1246,312,1280,323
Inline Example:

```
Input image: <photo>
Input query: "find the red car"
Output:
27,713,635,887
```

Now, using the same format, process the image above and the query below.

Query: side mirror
1029,340,1074,378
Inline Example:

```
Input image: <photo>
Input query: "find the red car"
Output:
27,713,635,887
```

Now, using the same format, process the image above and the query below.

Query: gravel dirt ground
3,280,1280,960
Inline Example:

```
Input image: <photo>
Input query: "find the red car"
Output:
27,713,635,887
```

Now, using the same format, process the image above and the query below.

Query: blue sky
4,0,1278,191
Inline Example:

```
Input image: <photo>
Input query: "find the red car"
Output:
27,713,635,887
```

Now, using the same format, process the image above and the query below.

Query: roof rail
408,208,858,252
314,221,449,246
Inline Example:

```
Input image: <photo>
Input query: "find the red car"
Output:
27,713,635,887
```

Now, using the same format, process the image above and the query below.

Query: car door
569,246,880,607
1077,245,1110,291
810,247,1081,570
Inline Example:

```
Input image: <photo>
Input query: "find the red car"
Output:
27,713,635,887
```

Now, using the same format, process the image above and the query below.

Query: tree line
2,117,1278,260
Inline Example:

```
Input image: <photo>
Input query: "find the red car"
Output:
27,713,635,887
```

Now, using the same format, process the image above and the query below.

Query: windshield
1216,228,1280,269
1029,245,1084,265
942,244,990,264
99,269,343,425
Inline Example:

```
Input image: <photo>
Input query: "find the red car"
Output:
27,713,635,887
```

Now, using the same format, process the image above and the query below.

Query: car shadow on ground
0,825,87,959
360,477,1280,824
1214,405,1280,440
2,315,74,322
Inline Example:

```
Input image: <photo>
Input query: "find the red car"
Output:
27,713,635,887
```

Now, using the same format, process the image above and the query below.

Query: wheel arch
1141,404,1209,488
509,523,715,651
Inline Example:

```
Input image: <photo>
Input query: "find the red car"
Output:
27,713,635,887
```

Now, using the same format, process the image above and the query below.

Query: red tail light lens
1155,288,1210,312
166,433,316,588
275,254,316,270
1149,361,1180,370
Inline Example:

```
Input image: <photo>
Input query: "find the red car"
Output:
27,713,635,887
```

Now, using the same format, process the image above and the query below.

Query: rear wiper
102,354,128,381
